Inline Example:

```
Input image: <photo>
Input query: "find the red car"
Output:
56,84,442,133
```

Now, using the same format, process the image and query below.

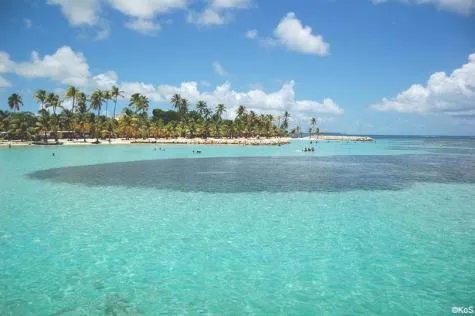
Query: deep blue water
29,154,475,192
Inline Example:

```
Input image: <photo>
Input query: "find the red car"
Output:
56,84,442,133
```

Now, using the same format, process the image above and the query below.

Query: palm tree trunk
96,108,100,142
71,97,75,113
110,98,117,142
71,96,76,140
81,122,86,142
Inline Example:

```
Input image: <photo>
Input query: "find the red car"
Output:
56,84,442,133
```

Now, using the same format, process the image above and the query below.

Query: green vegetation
0,87,320,142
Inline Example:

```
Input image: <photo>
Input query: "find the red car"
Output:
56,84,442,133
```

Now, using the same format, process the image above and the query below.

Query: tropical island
1,86,372,146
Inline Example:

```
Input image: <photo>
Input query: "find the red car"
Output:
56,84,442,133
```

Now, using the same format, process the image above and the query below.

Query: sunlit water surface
1,137,474,315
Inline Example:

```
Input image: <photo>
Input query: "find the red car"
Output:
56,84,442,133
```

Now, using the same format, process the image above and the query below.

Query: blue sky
1,0,474,135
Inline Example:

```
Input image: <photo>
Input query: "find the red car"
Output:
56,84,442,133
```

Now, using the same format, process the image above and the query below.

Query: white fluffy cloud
187,0,252,26
0,46,116,90
48,0,251,33
47,0,100,26
187,9,226,25
125,18,161,35
210,0,251,9
245,29,258,39
0,76,11,88
46,0,110,40
12,46,91,86
0,45,343,119
212,61,227,76
117,80,344,118
371,0,475,15
94,21,111,40
274,12,330,56
371,53,475,118
107,0,187,31
296,99,344,115
120,81,164,103
107,0,188,18
92,71,119,89
0,52,14,73
247,12,330,57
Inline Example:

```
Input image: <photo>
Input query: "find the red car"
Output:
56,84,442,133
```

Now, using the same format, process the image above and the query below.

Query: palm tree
265,114,273,137
59,109,74,139
8,93,23,112
109,86,123,141
0,110,8,134
102,90,111,118
45,93,62,141
36,109,51,142
9,112,35,141
1,87,292,141
171,94,188,121
179,98,189,120
90,90,104,143
236,105,246,119
75,92,87,112
281,111,290,132
118,110,139,139
215,104,226,121
196,100,208,120
171,94,182,112
110,86,124,119
310,117,317,139
129,93,150,139
65,86,79,113
46,92,62,116
141,96,150,115
75,92,90,141
129,93,143,113
311,117,317,128
296,126,301,138
34,89,47,110
203,107,211,121
129,93,149,117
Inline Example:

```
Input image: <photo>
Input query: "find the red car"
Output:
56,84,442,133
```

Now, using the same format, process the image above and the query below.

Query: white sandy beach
303,135,374,142
0,137,292,147
0,135,374,147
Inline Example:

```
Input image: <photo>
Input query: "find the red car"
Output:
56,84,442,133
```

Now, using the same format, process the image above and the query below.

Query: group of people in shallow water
153,146,202,154
302,140,317,152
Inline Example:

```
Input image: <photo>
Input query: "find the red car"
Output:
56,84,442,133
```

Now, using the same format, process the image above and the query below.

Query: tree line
1,86,319,142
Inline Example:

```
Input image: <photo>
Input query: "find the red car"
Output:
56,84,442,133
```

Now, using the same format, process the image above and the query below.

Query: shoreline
0,137,291,147
0,135,373,147
304,135,374,142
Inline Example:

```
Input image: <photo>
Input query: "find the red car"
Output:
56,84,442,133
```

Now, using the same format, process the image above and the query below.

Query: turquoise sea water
1,137,474,315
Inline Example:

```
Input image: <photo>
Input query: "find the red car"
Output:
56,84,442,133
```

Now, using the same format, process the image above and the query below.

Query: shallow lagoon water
1,137,474,315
